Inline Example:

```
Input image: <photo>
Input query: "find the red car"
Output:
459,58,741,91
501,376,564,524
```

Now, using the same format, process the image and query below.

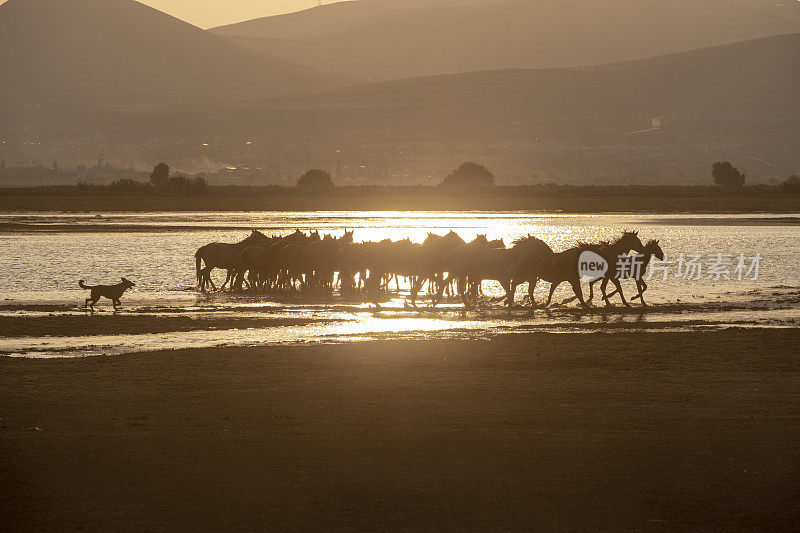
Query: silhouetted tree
297,168,333,189
712,161,745,187
443,162,495,188
150,162,170,187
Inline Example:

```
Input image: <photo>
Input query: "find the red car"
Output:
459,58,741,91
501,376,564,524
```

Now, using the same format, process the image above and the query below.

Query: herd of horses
194,229,665,309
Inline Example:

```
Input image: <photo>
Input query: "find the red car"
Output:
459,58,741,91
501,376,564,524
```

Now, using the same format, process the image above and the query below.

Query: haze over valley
1,0,798,185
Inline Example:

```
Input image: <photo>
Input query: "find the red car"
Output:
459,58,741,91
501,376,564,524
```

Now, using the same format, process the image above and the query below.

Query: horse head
615,230,644,253
443,230,465,245
646,239,664,260
512,235,553,254
422,232,441,246
244,230,270,246
341,229,354,245
471,234,489,246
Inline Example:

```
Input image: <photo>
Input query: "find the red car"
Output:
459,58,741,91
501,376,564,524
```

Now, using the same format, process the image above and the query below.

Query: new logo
578,251,607,282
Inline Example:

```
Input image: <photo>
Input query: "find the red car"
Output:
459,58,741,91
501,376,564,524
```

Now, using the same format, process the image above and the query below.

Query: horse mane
612,230,639,246
242,230,269,244
512,234,554,253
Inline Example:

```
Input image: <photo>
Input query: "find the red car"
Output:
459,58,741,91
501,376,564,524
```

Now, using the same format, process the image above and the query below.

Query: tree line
3,161,798,196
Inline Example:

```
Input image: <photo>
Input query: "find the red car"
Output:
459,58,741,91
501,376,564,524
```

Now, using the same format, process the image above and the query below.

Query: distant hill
209,33,800,132
213,0,499,40
84,33,800,183
212,0,800,79
88,33,800,141
0,0,349,107
3,31,798,183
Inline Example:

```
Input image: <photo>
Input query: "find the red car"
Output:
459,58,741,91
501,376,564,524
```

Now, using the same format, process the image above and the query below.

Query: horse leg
232,270,245,291
220,270,233,291
527,278,539,307
461,286,471,309
366,274,381,309
506,280,518,308
632,280,647,306
603,278,619,300
409,278,421,308
610,278,631,307
561,292,578,304
600,278,614,306
201,266,216,291
545,281,561,307
461,280,478,310
432,274,453,308
569,279,588,309
504,280,515,309
639,279,648,306
457,276,467,302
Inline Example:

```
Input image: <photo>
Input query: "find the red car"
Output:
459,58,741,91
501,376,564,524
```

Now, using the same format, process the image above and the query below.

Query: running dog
79,278,135,309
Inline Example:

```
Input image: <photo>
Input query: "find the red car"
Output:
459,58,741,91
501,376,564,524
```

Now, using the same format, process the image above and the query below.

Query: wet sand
0,315,338,338
1,329,799,530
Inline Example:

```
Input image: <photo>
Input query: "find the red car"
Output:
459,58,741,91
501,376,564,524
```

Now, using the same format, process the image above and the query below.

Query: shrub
780,175,800,194
150,162,170,187
712,161,745,187
297,168,333,189
442,162,495,188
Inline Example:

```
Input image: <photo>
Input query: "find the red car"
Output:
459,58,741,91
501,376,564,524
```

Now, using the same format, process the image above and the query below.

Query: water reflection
1,211,798,357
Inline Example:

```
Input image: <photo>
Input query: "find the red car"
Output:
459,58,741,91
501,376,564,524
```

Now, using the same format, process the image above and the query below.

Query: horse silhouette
603,239,664,307
195,230,270,291
189,227,657,311
435,234,552,309
559,231,645,307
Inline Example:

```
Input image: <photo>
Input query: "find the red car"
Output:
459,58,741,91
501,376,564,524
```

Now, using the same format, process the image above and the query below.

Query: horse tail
78,280,92,290
195,248,203,285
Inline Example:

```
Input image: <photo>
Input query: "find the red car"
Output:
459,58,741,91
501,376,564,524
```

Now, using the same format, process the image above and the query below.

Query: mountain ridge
212,0,800,79
0,0,350,106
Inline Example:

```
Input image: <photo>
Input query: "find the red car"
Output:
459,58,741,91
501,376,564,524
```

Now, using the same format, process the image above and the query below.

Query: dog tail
78,280,92,290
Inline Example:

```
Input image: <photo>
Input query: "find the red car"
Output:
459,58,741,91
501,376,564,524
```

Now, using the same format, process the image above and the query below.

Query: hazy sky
0,1,328,28
138,1,329,28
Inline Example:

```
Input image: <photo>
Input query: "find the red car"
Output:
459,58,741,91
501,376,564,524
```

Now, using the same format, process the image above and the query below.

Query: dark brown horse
435,235,552,308
556,231,645,308
603,239,664,307
195,230,271,291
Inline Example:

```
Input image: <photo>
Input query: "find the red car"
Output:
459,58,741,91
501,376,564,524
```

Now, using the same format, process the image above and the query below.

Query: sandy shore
1,329,799,530
0,315,337,338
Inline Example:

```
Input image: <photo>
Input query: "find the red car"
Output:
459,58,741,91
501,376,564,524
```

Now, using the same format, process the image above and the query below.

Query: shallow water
1,211,798,357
